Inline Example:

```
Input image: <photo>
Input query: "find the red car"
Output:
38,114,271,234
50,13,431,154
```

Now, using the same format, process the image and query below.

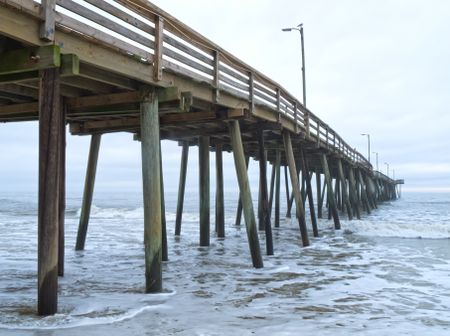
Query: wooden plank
38,67,61,315
140,87,162,293
229,120,263,268
75,134,101,251
78,63,138,90
0,45,60,75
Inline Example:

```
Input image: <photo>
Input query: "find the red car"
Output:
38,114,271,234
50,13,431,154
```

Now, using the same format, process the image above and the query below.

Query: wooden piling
58,102,66,277
348,167,361,220
199,136,210,246
284,165,290,211
282,131,309,247
299,148,318,237
235,155,249,226
357,169,371,214
257,127,273,255
38,68,61,315
140,88,162,293
316,169,323,218
229,120,263,268
75,134,101,251
268,157,275,217
174,142,189,236
159,146,168,261
337,159,353,220
320,154,341,230
274,150,281,228
215,143,225,238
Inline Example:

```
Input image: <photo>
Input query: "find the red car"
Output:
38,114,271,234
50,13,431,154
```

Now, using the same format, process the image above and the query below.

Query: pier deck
0,0,401,315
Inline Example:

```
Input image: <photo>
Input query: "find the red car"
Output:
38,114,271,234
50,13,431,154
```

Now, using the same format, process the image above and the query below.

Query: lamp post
282,24,306,106
372,151,379,171
384,162,389,177
361,133,370,164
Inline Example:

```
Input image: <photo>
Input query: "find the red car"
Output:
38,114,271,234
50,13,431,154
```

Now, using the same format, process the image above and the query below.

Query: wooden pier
0,0,403,315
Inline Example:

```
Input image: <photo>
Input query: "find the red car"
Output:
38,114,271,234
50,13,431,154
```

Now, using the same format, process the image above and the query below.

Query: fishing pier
0,0,402,316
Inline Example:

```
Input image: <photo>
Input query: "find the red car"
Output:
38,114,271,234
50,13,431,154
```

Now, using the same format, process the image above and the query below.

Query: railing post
305,109,310,138
213,50,220,103
248,71,254,113
316,121,320,148
40,0,56,42
293,101,298,133
276,88,281,122
153,16,164,81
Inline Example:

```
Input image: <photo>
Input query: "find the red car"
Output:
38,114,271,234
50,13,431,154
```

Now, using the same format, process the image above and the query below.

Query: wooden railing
2,0,371,169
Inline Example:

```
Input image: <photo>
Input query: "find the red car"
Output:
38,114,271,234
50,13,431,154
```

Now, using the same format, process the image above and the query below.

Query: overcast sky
1,0,449,194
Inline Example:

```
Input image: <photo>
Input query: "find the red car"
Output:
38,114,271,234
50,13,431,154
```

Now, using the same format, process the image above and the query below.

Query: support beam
0,45,60,75
299,148,318,237
215,143,225,238
282,130,310,247
257,127,273,255
284,165,290,213
229,120,263,268
199,136,210,246
174,142,189,236
274,150,281,228
38,68,61,315
75,134,101,251
140,88,162,293
358,170,371,214
337,159,353,220
320,154,341,230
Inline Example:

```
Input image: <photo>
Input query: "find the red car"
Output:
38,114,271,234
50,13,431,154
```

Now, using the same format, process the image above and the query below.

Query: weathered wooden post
235,155,249,226
357,170,371,214
337,159,353,220
38,67,63,315
159,146,168,261
282,130,310,247
284,165,290,213
58,103,66,277
199,136,210,246
348,167,361,220
229,120,263,268
268,158,276,217
174,142,189,236
316,169,323,218
75,134,101,251
274,150,281,228
299,148,318,237
320,154,341,230
257,127,273,255
140,87,162,293
215,143,225,238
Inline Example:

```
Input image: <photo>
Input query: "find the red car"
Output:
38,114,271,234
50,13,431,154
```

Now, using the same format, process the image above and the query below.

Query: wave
341,219,450,239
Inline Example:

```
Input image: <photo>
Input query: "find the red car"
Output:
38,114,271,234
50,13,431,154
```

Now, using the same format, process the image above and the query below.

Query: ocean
0,190,449,335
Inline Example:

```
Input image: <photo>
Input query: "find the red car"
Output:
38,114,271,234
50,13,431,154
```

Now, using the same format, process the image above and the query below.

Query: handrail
2,0,372,170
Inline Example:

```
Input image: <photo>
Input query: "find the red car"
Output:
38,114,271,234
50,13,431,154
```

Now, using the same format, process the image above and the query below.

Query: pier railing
3,0,371,169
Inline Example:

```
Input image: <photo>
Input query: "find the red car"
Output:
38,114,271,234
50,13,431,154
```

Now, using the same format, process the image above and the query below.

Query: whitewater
0,191,449,335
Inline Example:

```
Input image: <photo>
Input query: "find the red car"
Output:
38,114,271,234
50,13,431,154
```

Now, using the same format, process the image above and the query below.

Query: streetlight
282,23,306,107
361,133,371,164
372,151,379,171
384,162,389,177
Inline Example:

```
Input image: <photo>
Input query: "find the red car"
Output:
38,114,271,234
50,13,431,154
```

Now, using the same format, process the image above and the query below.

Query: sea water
0,191,449,335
